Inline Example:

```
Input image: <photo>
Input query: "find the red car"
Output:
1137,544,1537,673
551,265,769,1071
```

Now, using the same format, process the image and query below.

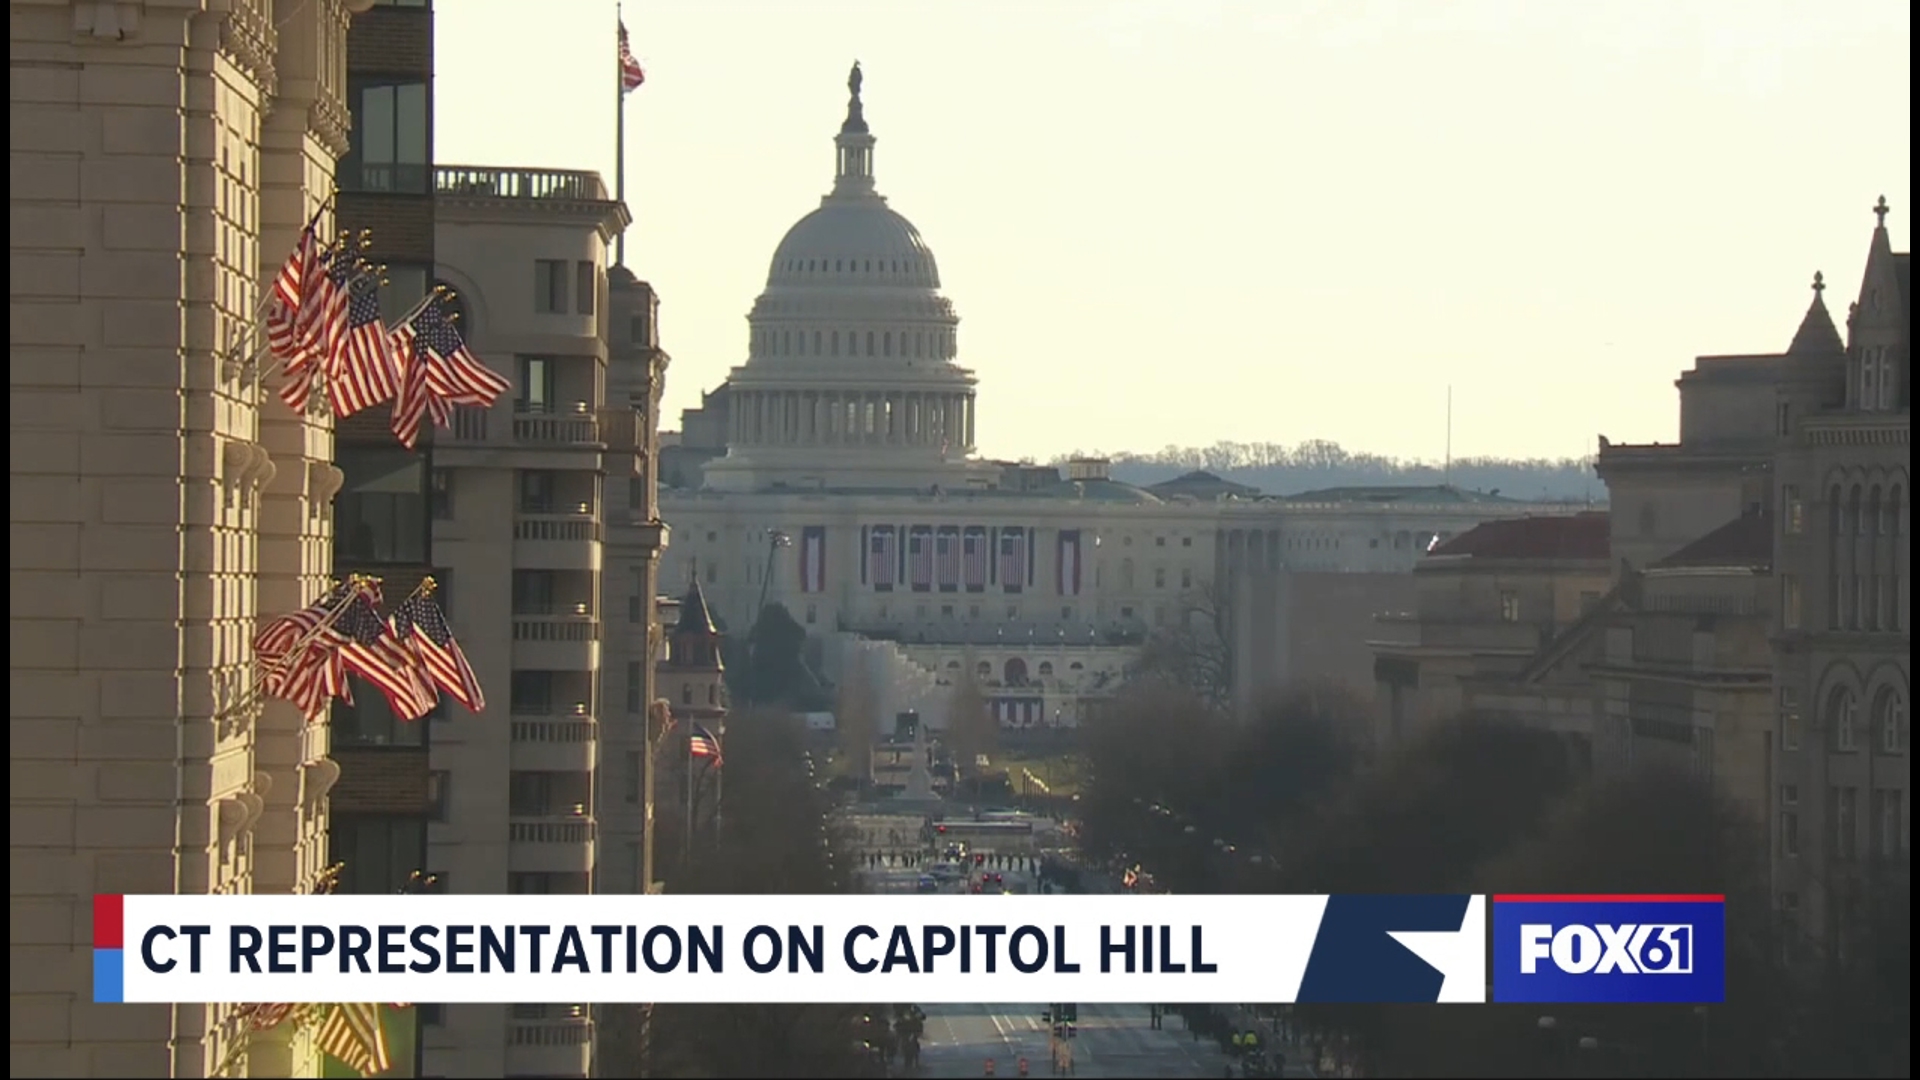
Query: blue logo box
1491,894,1725,1004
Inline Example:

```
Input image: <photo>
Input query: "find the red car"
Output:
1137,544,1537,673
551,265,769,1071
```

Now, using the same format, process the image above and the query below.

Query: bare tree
1130,578,1235,708
943,668,995,772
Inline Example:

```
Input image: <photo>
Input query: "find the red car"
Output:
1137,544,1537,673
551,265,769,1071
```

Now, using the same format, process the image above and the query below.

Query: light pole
743,529,791,708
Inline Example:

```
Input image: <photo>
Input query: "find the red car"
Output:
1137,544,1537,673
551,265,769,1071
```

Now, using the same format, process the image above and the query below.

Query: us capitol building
657,64,1587,723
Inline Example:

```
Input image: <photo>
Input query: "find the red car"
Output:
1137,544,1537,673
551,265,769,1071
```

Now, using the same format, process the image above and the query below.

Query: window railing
514,514,601,543
511,718,597,744
435,165,609,201
512,615,601,642
508,818,596,845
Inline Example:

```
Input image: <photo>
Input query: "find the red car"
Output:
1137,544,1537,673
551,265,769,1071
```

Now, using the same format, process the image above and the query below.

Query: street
918,1002,1241,1079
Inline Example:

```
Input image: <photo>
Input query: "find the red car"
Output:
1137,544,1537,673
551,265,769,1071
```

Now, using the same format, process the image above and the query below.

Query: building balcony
512,614,601,669
508,816,596,874
436,164,609,202
437,405,608,472
514,513,603,572
504,1017,593,1078
510,716,598,772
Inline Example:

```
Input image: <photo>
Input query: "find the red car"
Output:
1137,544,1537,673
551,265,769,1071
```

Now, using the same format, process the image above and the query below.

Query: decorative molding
308,460,346,504
253,770,275,799
300,758,342,807
217,1,279,100
72,1,143,41
224,441,275,506
217,796,252,844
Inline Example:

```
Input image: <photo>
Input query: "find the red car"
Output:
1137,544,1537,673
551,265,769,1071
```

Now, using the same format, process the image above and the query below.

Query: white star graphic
1386,895,1487,1003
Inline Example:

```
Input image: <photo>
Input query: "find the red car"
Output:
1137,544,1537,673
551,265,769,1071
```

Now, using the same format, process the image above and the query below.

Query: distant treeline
1056,440,1601,502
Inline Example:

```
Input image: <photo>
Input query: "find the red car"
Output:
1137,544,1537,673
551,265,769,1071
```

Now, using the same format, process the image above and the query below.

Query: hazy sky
435,0,1911,464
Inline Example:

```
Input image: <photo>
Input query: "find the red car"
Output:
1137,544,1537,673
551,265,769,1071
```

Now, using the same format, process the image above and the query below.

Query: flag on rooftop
619,23,646,93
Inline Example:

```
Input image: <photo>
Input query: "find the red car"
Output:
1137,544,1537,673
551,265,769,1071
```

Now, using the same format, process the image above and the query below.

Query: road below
918,1002,1237,1079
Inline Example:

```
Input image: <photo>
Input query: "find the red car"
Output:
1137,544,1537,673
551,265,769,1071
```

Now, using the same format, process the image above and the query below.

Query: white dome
767,199,941,289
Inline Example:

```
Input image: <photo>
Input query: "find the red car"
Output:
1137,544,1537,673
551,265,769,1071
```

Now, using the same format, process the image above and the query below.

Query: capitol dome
704,63,989,494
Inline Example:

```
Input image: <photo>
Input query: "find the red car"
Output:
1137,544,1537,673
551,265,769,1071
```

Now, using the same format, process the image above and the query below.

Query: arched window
1886,484,1903,535
1069,661,1084,672
1037,661,1054,677
681,684,693,705
1828,687,1859,752
946,659,960,670
1873,687,1906,754
883,331,892,357
1829,484,1844,539
866,331,875,356
831,330,840,356
974,660,991,679
1004,658,1028,686
1849,485,1864,535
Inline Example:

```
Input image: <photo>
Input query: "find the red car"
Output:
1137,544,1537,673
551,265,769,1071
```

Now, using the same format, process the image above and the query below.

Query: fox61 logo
1519,923,1694,976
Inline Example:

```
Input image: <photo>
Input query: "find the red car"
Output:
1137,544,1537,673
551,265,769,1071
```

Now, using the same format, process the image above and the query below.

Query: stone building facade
10,0,360,1076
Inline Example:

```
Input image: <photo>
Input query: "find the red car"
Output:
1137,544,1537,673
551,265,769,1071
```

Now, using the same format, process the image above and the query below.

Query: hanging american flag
690,724,722,763
334,591,437,721
268,238,348,409
1056,529,1083,596
315,1003,391,1078
935,526,961,591
391,592,485,713
962,526,989,592
324,276,400,418
618,23,646,93
253,583,359,721
908,527,934,591
867,526,896,591
389,294,507,447
999,529,1027,594
798,526,828,593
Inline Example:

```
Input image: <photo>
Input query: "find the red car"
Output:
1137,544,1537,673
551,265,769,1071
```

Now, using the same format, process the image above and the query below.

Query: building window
509,873,554,894
378,265,431,325
1872,789,1904,857
427,771,451,821
330,692,427,748
1180,569,1193,589
1779,688,1802,751
625,662,643,713
512,570,556,615
575,262,597,315
1830,786,1858,860
805,603,818,625
332,817,426,895
534,260,568,314
517,356,555,413
630,310,651,346
1830,687,1859,751
508,772,557,816
511,670,555,715
1783,485,1803,534
1779,811,1800,857
343,80,428,193
1498,590,1521,623
1875,688,1907,754
519,470,556,513
429,468,454,520
334,448,427,565
1781,575,1803,630
1776,401,1792,436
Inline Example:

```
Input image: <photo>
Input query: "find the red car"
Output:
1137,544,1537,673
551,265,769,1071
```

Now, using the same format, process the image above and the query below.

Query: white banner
94,894,1489,1005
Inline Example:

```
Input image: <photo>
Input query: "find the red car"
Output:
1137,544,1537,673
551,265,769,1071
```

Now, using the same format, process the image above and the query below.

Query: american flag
325,276,399,418
253,583,358,721
267,232,347,408
935,527,961,590
908,528,934,590
962,527,989,591
315,1003,391,1078
390,295,509,447
392,593,485,713
618,23,646,93
690,725,722,763
999,531,1027,594
334,592,437,722
868,527,895,590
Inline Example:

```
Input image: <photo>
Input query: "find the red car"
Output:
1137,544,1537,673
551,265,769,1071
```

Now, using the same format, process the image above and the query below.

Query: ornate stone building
657,66,1588,720
10,1,360,1075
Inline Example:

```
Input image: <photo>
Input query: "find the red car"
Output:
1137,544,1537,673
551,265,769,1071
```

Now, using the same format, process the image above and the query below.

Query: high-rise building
423,161,656,1077
326,1,442,1072
10,1,354,1075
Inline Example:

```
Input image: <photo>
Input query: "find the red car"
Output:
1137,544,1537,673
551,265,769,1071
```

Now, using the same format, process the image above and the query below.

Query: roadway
918,1002,1240,1079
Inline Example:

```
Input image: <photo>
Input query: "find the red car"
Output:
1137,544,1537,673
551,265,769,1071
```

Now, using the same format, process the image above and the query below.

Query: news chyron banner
92,893,1725,1006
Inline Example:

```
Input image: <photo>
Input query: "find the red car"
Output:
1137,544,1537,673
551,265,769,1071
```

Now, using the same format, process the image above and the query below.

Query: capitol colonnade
726,387,976,453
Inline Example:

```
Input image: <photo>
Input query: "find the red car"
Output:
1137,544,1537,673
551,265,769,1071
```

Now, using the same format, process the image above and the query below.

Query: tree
943,668,996,772
603,711,876,1078
1129,579,1235,708
743,604,812,707
833,664,879,769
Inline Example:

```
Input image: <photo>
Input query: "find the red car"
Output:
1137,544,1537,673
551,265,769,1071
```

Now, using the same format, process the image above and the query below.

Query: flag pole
684,731,694,869
614,1,628,268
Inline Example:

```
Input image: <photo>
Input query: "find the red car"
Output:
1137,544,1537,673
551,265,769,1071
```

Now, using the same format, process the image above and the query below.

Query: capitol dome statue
702,63,988,493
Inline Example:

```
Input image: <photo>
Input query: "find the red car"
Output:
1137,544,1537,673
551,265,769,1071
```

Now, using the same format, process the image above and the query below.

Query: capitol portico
656,65,1590,721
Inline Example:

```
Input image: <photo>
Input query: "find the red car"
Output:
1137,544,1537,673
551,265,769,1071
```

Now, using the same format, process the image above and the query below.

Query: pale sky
435,0,1911,464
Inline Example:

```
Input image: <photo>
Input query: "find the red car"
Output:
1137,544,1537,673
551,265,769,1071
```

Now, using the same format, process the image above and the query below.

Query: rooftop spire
1787,269,1843,355
1874,194,1890,229
833,61,877,196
